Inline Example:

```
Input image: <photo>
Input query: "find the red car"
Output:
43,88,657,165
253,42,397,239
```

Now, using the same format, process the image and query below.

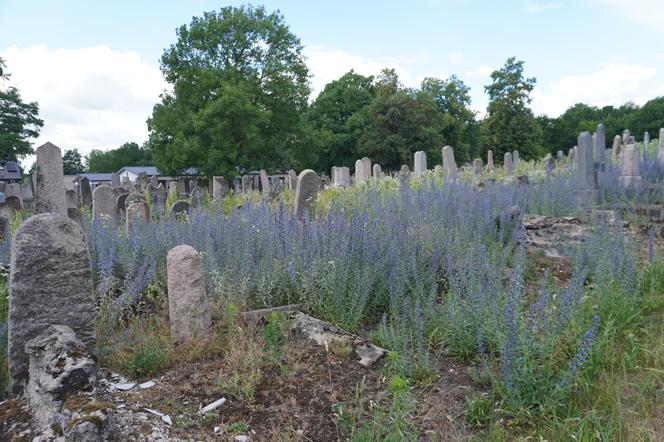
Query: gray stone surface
111,173,121,188
115,193,129,213
241,175,252,193
611,134,621,158
8,213,94,396
191,186,205,209
622,129,631,145
487,150,494,170
473,158,483,175
92,185,116,223
659,128,664,163
398,165,410,189
442,146,458,178
413,151,427,177
288,170,297,191
354,157,371,184
576,131,596,191
126,201,149,232
212,176,229,200
5,196,21,212
512,150,519,168
20,177,33,207
504,152,514,175
259,169,270,194
33,142,68,217
293,169,320,219
167,245,212,344
372,163,382,181
332,166,351,188
594,123,606,163
644,131,650,148
619,144,642,188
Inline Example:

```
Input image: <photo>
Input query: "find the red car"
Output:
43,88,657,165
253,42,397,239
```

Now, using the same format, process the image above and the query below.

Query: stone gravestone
170,200,192,219
473,158,483,175
413,151,427,178
116,193,129,216
5,196,21,212
212,176,229,200
619,145,642,188
487,150,494,171
121,176,132,192
259,169,270,194
568,147,576,162
333,166,351,189
126,201,149,233
658,128,664,163
545,154,555,172
293,170,320,219
241,175,252,194
512,150,520,168
79,177,92,207
154,183,167,207
557,150,564,162
398,165,411,189
20,178,33,209
92,185,116,223
354,157,371,184
594,123,606,166
111,173,121,188
644,131,650,148
33,142,68,217
191,186,205,210
372,163,382,181
622,129,631,145
611,135,621,158
125,193,147,209
504,152,514,175
442,146,458,178
8,213,95,395
150,175,159,187
137,172,148,191
575,132,597,201
167,245,212,344
287,170,298,191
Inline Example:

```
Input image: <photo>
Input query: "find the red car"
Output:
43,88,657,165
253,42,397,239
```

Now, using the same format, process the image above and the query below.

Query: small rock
162,415,172,426
139,381,156,389
235,436,249,442
114,382,135,391
199,397,227,414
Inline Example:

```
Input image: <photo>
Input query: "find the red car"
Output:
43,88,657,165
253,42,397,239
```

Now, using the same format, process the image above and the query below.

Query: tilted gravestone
442,146,458,178
293,170,320,219
170,200,192,219
33,142,68,217
126,201,149,233
92,185,116,223
611,135,621,158
79,177,92,207
8,213,95,395
167,245,212,344
413,151,427,178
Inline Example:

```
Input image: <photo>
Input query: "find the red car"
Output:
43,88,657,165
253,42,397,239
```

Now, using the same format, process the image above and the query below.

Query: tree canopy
148,5,310,178
0,57,43,161
62,149,84,175
86,142,153,173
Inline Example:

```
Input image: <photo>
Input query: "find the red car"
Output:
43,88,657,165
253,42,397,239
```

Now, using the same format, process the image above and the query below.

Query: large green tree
481,57,542,159
62,148,85,175
357,69,444,170
419,75,477,162
0,57,43,160
148,5,309,177
305,70,375,172
86,142,153,173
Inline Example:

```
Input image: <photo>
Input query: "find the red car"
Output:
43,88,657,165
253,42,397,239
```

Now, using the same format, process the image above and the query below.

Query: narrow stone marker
442,146,458,178
372,164,382,181
8,213,95,396
504,152,514,175
79,177,92,207
658,128,664,163
92,185,116,223
487,150,494,171
167,245,212,344
33,142,68,217
126,201,150,233
293,169,320,219
398,165,411,189
413,151,427,178
354,157,371,184
333,167,350,188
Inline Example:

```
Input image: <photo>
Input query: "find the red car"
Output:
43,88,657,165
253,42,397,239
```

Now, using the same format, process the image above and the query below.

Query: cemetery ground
4,135,664,440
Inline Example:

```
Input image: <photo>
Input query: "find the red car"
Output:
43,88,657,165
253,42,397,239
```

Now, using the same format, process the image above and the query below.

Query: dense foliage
86,142,154,173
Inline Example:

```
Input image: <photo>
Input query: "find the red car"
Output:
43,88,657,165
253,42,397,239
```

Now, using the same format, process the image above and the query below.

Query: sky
1,0,663,163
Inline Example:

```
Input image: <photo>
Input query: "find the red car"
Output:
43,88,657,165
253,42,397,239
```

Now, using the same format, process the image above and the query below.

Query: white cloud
449,51,463,65
304,46,428,99
0,44,167,163
532,64,664,116
525,1,562,12
464,65,493,78
595,0,664,27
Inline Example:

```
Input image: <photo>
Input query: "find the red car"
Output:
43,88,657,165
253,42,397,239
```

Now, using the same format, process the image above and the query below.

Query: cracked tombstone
293,169,320,219
8,213,95,396
167,245,212,344
33,142,68,217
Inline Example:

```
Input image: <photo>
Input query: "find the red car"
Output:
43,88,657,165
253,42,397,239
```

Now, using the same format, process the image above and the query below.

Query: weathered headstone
8,213,95,395
115,193,129,214
398,165,411,189
79,177,92,207
153,183,167,206
487,150,494,171
191,186,205,209
170,200,191,219
594,123,606,165
611,135,621,158
333,166,351,188
545,154,555,172
288,170,298,191
111,173,121,188
137,172,148,190
20,177,33,209
92,185,116,223
473,158,483,175
121,176,132,192
413,151,427,178
442,146,458,178
619,144,642,188
126,201,149,232
259,169,270,194
354,157,371,184
372,164,382,181
111,186,124,198
557,150,564,162
293,170,320,219
644,131,650,148
568,147,576,162
504,152,514,175
33,142,68,217
512,150,520,168
212,176,229,200
167,245,212,344
622,129,631,145
575,132,597,199
241,175,252,193
150,175,159,187
658,128,664,163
